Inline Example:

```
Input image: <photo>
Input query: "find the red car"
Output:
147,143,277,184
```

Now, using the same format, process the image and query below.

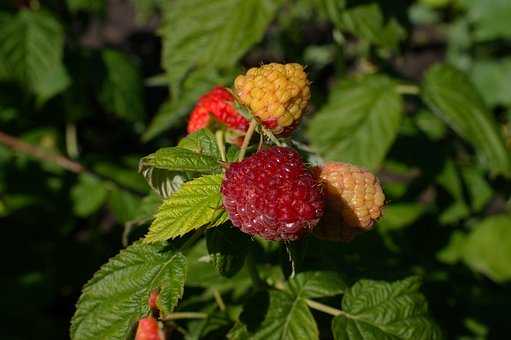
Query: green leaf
250,290,319,340
145,174,228,242
437,231,467,264
140,147,221,173
337,4,406,50
108,188,140,223
0,10,70,102
422,64,511,177
332,277,443,340
461,0,511,41
178,129,220,158
70,242,186,340
378,203,426,232
143,69,234,141
470,58,511,108
160,0,282,92
307,74,403,170
314,0,346,25
462,215,511,282
206,224,250,278
100,50,145,122
139,132,220,198
71,174,108,217
287,271,346,298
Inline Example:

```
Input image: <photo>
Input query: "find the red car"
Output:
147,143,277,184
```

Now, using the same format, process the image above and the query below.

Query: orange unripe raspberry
233,63,310,135
312,162,385,242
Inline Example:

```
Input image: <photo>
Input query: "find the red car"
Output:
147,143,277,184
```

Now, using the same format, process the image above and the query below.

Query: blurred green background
1,0,510,339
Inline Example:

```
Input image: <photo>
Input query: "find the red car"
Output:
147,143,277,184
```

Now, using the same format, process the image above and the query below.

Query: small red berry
135,316,165,340
221,147,324,241
186,86,249,133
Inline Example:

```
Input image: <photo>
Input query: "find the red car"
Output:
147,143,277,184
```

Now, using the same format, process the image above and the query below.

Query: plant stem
215,130,227,162
238,119,257,162
261,126,282,146
66,123,79,159
161,312,207,321
0,130,85,173
212,288,226,311
396,84,420,95
305,299,344,317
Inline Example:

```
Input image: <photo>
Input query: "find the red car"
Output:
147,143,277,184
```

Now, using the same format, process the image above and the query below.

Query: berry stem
261,126,282,147
238,119,257,162
215,129,227,162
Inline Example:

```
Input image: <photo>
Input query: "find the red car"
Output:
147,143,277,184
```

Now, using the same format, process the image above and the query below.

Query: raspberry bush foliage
1,0,511,339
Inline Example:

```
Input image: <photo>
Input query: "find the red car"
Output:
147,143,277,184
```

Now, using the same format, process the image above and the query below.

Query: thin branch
0,130,85,173
161,312,207,321
396,84,420,95
212,288,226,311
215,130,227,162
305,299,346,317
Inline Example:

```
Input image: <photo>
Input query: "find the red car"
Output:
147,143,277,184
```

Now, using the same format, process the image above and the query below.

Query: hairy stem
238,119,257,162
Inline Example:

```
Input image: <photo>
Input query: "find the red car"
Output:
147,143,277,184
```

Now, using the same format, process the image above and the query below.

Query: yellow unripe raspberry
312,162,385,242
234,63,310,135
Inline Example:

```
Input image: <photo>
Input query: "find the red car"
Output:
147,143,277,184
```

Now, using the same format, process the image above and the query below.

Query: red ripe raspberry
186,86,249,133
186,102,211,133
221,147,324,241
135,316,165,340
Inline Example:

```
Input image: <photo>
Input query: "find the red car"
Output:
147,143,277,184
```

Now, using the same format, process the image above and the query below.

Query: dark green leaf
109,188,140,223
145,174,228,242
207,224,250,277
140,147,221,173
0,10,70,102
470,58,511,108
332,277,443,340
178,129,220,158
307,74,403,170
287,271,346,298
422,64,511,177
71,174,108,217
70,242,186,339
462,214,511,282
160,0,283,92
250,290,319,340
100,50,145,122
337,4,406,50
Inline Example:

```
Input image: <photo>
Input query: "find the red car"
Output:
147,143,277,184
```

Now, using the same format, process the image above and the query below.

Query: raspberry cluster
312,162,385,242
221,147,324,241
234,63,310,135
185,63,385,242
